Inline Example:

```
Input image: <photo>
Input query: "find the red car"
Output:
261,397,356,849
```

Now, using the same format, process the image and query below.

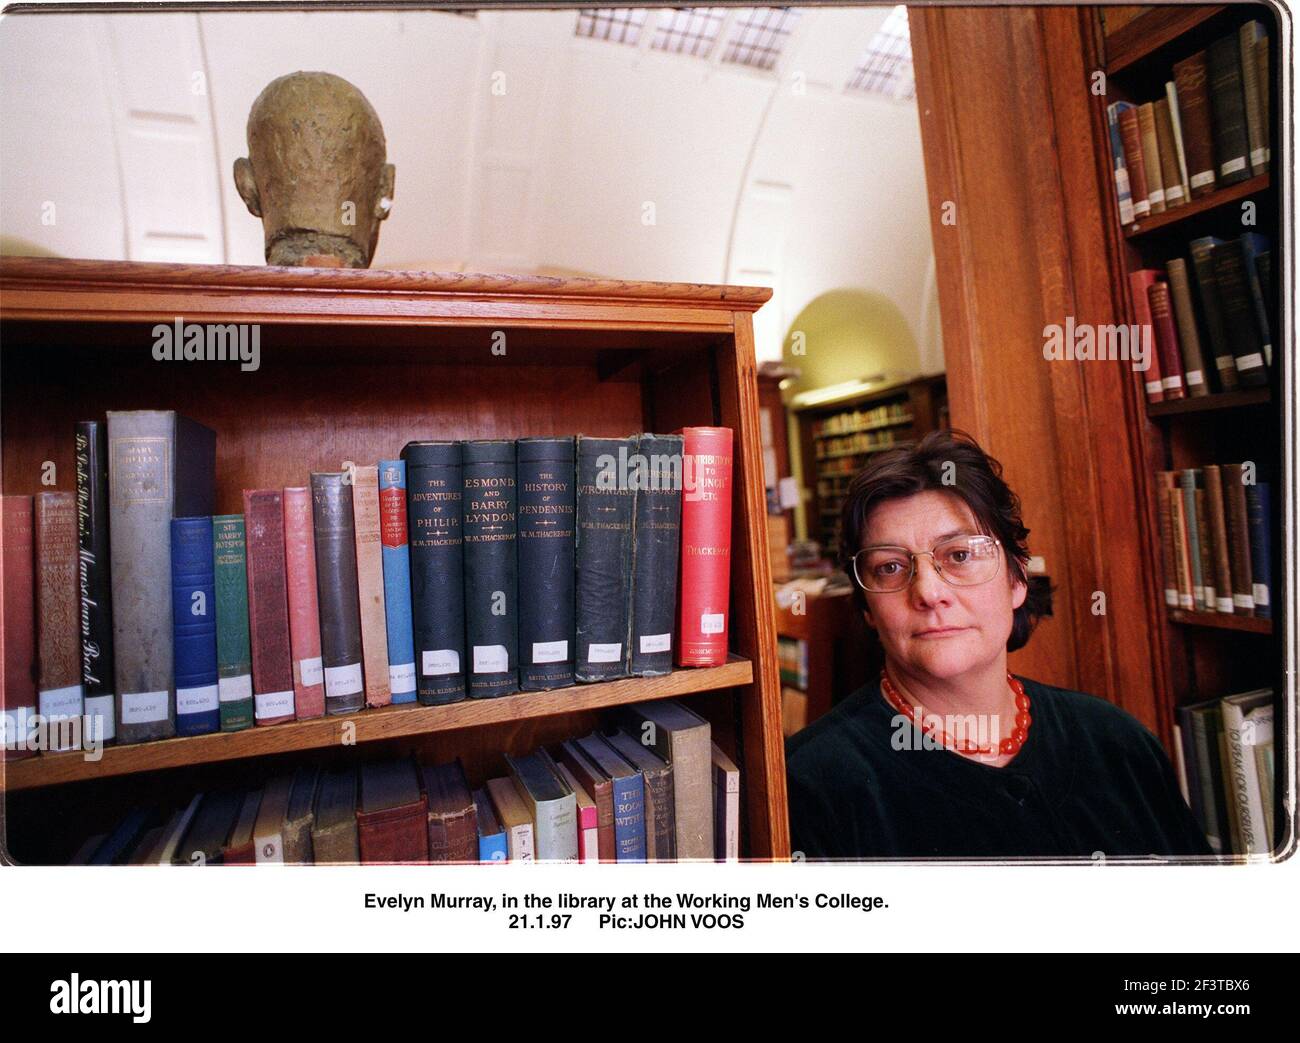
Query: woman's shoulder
785,681,891,779
1020,675,1164,755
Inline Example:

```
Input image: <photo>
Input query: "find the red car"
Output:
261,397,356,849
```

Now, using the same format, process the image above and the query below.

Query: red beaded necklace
880,669,1032,758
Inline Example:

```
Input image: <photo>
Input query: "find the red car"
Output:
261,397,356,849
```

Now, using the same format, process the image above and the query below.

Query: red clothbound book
358,760,428,864
1128,269,1165,404
1146,281,1186,401
1,496,37,760
676,426,733,668
243,489,295,726
282,487,325,719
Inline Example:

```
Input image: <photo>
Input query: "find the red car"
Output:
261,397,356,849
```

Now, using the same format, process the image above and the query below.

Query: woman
785,429,1210,859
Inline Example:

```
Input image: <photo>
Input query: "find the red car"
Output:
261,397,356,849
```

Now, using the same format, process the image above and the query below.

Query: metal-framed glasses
851,534,1003,593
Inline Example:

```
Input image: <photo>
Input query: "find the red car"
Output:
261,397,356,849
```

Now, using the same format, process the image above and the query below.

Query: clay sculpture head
234,71,395,268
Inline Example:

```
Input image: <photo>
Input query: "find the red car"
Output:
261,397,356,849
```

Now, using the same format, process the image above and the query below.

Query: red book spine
1,496,37,760
1117,106,1150,218
282,487,325,719
243,489,295,725
1147,281,1186,400
1128,268,1165,403
676,427,733,668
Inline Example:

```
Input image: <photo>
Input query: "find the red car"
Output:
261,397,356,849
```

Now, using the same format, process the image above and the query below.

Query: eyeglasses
850,534,1002,593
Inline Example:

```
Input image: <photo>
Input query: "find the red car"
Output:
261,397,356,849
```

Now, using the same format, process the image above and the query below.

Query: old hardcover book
401,441,465,704
1202,466,1236,614
462,441,518,698
1211,240,1268,387
516,437,576,691
711,742,741,862
1187,237,1238,391
1193,484,1217,613
35,492,82,750
89,807,150,865
1220,689,1273,855
107,410,215,743
1255,35,1270,168
677,427,733,667
1165,259,1209,396
1,496,37,760
423,759,478,862
283,766,319,864
553,760,599,864
507,748,578,862
74,421,115,744
244,489,295,725
175,790,243,866
171,516,219,736
1245,481,1272,620
310,473,364,715
474,787,508,863
1179,699,1227,853
1239,21,1267,174
1168,484,1195,611
312,767,360,863
1127,268,1164,402
222,789,263,865
575,436,635,682
351,465,391,708
1221,464,1255,615
253,774,295,864
575,732,645,862
358,760,428,864
1172,51,1216,198
1105,102,1134,225
629,433,683,676
619,700,713,860
1136,102,1166,213
1207,33,1251,186
1153,97,1185,208
150,794,203,865
1146,282,1186,400
603,729,675,861
557,739,616,862
378,460,417,703
486,775,535,862
1154,472,1180,609
1239,233,1273,370
1177,471,1204,610
1116,104,1150,217
213,516,254,731
282,489,325,719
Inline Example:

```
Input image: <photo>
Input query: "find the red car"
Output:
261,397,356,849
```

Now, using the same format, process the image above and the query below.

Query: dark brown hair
838,428,1047,652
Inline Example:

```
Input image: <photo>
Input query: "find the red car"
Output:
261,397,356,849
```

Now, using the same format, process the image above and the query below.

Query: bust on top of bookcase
0,258,789,863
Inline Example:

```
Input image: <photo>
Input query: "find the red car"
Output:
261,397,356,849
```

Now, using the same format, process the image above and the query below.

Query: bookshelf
795,374,948,554
0,258,788,862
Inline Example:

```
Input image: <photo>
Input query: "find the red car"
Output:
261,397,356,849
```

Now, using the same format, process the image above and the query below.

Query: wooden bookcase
795,374,948,554
0,257,789,863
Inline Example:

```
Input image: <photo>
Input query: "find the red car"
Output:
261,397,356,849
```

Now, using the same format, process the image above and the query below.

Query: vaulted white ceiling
0,6,937,366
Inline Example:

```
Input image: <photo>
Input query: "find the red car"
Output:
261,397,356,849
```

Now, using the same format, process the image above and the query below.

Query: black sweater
785,676,1212,860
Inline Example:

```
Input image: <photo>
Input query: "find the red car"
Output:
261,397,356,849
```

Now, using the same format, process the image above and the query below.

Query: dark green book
213,515,254,731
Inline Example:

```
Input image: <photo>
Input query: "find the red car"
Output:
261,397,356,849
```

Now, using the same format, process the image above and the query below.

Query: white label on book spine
1149,188,1165,205
1,706,33,747
1186,369,1204,386
700,612,726,635
82,693,115,742
255,688,294,720
639,633,671,654
177,684,218,715
39,683,83,720
1161,376,1182,391
1216,356,1235,371
1253,583,1269,607
1236,352,1264,372
121,690,169,724
1145,379,1163,396
587,642,622,664
1164,590,1179,607
1215,596,1234,613
1221,156,1247,175
422,649,459,676
532,639,568,664
1250,147,1267,168
219,673,252,703
1133,199,1150,217
473,644,509,673
1233,593,1255,610
1165,184,1185,203
1190,169,1215,189
298,656,323,688
324,662,363,697
389,662,416,694
1180,594,1194,610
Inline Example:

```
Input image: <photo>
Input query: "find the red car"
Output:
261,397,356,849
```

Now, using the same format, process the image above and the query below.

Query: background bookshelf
0,258,788,863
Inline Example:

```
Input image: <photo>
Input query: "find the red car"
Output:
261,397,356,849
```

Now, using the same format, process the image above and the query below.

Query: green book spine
213,514,254,731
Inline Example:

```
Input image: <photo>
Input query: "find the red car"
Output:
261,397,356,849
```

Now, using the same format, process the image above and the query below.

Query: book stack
1129,233,1273,403
1154,464,1272,620
1174,688,1275,856
1105,21,1270,226
65,699,742,864
2,417,735,757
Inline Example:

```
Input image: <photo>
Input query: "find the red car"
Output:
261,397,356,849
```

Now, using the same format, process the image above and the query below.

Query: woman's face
859,489,1027,683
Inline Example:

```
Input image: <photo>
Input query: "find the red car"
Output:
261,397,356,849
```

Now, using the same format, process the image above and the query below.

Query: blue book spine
611,774,646,862
378,460,417,703
1106,102,1134,225
1245,481,1272,620
171,516,219,736
1239,233,1273,368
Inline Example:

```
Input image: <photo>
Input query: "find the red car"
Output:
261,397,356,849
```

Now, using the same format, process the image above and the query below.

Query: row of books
811,402,911,439
1106,22,1270,226
814,427,905,461
1,413,735,754
1131,233,1272,402
70,700,740,864
777,636,808,691
1174,688,1274,857
1155,465,1272,619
